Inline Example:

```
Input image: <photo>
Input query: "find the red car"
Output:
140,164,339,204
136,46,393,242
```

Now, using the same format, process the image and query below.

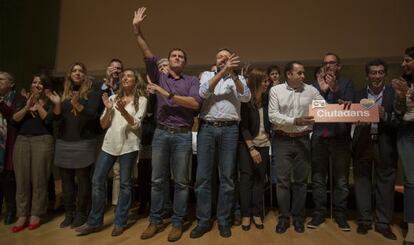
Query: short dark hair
109,58,123,68
365,59,388,75
284,61,304,77
324,52,341,64
217,48,232,54
405,46,414,59
168,48,187,63
267,65,280,76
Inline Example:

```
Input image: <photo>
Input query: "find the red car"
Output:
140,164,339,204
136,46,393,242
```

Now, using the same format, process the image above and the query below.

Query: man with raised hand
190,48,250,239
132,7,201,242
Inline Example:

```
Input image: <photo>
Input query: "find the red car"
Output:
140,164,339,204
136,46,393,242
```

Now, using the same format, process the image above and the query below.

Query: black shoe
356,223,372,235
241,224,251,231
307,216,325,229
275,219,290,234
71,214,87,228
335,218,351,232
233,214,242,226
4,213,16,225
218,225,231,238
189,225,210,239
374,226,397,240
60,215,74,228
293,220,305,233
252,217,264,230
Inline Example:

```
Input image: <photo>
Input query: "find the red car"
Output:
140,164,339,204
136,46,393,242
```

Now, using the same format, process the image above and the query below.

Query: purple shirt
145,57,201,128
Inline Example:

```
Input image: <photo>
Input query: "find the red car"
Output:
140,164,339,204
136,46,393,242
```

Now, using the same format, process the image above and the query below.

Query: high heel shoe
11,222,28,233
28,222,41,230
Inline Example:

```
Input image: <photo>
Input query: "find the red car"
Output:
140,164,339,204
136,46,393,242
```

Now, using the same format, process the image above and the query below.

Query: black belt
156,124,191,133
202,120,238,127
275,130,310,138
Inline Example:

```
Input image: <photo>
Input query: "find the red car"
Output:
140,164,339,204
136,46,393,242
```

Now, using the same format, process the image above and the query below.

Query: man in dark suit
352,59,398,240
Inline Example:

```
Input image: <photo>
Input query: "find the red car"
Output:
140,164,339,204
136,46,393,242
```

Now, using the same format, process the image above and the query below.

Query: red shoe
11,223,28,233
28,222,41,230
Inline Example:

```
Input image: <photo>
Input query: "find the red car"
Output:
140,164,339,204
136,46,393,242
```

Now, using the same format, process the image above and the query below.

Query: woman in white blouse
76,69,147,236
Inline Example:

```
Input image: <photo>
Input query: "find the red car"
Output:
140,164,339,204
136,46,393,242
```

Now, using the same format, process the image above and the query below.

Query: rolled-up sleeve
199,71,213,99
144,57,161,84
237,76,251,103
130,96,148,130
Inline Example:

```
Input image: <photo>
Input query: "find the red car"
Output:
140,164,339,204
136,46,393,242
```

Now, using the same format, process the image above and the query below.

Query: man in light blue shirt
191,48,250,239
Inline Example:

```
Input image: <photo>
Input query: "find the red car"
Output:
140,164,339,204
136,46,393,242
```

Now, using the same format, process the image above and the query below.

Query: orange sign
309,100,379,123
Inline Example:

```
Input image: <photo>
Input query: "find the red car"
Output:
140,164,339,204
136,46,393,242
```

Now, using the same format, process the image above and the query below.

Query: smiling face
216,49,232,70
367,65,386,85
70,64,86,86
31,76,44,94
121,70,137,91
323,54,341,75
287,63,305,84
260,77,270,93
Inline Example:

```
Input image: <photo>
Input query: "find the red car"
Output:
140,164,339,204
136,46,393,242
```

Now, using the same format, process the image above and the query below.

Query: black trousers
353,136,397,228
238,143,268,217
0,170,16,215
60,166,92,217
311,136,351,219
273,134,310,221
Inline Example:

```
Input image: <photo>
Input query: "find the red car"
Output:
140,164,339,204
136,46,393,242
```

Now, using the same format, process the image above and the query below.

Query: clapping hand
45,89,61,104
115,99,128,116
102,93,113,109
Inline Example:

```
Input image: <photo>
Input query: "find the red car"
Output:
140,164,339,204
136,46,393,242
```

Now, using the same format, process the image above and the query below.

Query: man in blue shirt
190,48,250,239
308,53,354,231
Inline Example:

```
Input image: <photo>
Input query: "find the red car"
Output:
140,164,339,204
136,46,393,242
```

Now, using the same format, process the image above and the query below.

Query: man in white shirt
269,61,323,234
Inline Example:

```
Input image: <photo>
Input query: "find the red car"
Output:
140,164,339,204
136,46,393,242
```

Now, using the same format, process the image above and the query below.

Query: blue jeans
149,128,192,227
397,122,414,223
195,123,239,227
87,150,138,228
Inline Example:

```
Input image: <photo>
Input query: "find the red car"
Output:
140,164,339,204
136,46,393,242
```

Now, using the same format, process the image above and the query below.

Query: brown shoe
140,223,164,240
111,225,125,237
168,226,183,242
75,224,101,236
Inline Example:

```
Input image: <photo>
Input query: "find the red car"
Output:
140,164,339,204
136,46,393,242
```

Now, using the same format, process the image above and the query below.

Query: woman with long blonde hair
54,62,101,229
76,69,147,236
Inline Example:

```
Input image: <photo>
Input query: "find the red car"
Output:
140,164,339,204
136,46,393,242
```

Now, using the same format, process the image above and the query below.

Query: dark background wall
0,0,61,90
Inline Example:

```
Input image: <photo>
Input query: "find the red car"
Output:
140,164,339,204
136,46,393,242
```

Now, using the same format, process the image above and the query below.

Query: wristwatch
168,92,175,100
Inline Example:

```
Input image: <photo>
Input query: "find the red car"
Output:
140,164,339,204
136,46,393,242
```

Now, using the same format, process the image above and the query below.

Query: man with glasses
307,53,354,231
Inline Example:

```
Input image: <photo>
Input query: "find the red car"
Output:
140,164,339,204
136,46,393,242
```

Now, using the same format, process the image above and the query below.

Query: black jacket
240,102,271,142
352,84,398,159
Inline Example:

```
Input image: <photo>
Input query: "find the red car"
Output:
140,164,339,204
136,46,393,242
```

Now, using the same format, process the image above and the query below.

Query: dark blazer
240,102,271,142
352,84,398,159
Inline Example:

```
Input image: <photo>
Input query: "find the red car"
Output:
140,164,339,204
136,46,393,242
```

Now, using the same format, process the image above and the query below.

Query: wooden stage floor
0,207,405,245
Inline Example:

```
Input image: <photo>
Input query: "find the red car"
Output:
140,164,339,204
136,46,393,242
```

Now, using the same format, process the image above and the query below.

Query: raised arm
132,7,154,59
